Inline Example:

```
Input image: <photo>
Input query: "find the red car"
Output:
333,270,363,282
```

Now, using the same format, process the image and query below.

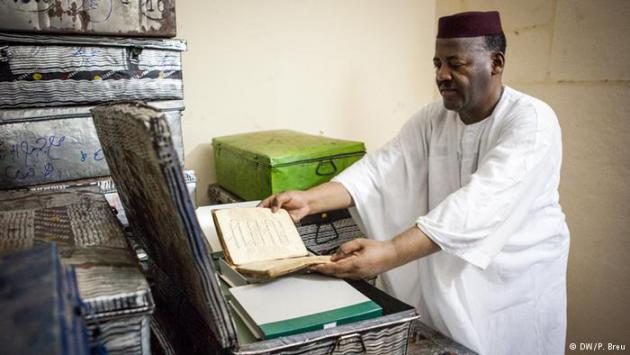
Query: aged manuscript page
213,207,309,265
212,207,330,279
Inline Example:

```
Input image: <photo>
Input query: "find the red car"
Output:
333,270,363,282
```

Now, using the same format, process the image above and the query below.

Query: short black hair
484,33,506,54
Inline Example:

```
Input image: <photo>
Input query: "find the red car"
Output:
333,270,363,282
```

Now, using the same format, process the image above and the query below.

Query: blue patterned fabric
0,243,90,355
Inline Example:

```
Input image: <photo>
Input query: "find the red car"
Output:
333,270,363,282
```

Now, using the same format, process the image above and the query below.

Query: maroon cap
437,11,503,38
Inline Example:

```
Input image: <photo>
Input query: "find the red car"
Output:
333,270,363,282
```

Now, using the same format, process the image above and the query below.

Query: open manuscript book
212,208,331,280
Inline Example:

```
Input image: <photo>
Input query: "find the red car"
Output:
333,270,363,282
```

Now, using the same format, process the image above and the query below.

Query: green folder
229,275,382,339
213,130,365,200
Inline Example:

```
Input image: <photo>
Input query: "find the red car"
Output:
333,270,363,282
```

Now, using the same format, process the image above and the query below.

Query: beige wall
176,0,436,206
437,0,630,347
178,0,630,348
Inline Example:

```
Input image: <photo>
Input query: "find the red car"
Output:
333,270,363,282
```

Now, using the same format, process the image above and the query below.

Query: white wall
176,0,437,205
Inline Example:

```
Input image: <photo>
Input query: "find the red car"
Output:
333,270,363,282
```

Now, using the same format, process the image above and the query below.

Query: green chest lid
212,130,365,166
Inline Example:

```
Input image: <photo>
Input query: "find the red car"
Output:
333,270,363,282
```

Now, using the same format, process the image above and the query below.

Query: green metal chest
213,130,366,200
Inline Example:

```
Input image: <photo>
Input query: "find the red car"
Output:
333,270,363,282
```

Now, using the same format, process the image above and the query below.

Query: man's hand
312,226,441,279
257,182,353,222
259,191,311,222
311,238,398,279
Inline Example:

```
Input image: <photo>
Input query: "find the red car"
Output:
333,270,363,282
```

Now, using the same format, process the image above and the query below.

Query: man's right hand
259,191,312,222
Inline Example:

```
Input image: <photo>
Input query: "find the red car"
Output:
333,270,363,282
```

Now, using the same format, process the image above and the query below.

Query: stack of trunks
0,189,155,354
0,2,191,354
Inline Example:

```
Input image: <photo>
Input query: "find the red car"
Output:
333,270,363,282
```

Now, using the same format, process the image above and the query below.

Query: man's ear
491,52,505,75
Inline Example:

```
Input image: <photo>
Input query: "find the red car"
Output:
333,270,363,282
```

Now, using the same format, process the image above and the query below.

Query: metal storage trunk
24,169,199,227
0,0,177,37
0,188,154,355
0,243,91,355
0,33,185,108
98,169,198,226
0,100,185,189
213,130,366,201
92,102,418,355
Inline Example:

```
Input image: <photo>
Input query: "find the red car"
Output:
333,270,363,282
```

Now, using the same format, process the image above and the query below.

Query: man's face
433,37,494,117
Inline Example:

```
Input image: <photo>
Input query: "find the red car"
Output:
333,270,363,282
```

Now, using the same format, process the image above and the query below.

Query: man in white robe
261,11,569,355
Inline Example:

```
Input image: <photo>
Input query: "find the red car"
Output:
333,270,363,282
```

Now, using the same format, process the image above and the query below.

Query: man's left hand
310,226,441,279
310,238,398,279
